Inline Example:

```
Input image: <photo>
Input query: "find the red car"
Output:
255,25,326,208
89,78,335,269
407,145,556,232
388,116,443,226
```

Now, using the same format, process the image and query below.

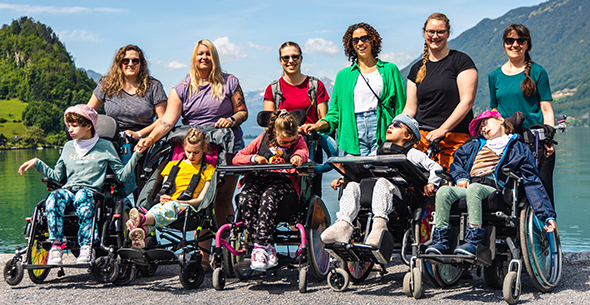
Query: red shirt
264,76,330,124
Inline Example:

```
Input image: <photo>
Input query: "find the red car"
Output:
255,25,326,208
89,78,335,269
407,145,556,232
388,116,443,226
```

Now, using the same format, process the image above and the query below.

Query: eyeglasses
122,58,140,65
504,37,527,45
352,35,370,45
280,55,301,62
425,30,448,38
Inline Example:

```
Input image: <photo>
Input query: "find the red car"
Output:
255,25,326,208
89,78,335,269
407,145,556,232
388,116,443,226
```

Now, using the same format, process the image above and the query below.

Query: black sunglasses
280,55,301,62
352,35,370,45
504,37,527,45
122,58,141,65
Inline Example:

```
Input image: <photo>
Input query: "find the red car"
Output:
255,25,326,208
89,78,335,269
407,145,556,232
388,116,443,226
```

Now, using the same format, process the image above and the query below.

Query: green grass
0,99,28,137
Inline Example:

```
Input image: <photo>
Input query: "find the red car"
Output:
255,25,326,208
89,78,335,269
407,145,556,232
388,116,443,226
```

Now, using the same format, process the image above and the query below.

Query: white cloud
303,38,338,56
166,61,188,70
379,52,414,68
248,41,271,51
213,37,246,64
57,30,101,42
0,3,126,14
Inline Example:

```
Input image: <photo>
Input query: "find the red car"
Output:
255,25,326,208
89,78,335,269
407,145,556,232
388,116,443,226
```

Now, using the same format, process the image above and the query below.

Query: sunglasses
388,121,404,129
280,55,301,62
277,137,298,145
425,30,448,38
122,58,140,65
504,37,527,45
352,35,370,45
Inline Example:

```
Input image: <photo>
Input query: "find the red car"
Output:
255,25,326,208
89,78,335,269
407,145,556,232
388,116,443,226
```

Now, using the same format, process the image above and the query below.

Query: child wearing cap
321,114,443,246
427,110,557,256
18,104,142,265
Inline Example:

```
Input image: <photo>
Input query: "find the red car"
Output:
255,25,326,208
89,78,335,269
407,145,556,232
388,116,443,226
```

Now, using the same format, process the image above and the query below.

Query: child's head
267,109,299,148
386,114,421,146
64,104,98,138
183,128,208,163
469,110,515,140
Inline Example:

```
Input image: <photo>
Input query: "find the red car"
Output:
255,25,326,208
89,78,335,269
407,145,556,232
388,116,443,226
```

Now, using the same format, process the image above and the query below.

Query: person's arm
136,88,182,152
232,134,264,164
176,181,211,208
316,101,328,119
402,80,418,117
263,99,276,111
540,101,555,127
87,94,104,111
289,135,310,166
215,84,248,128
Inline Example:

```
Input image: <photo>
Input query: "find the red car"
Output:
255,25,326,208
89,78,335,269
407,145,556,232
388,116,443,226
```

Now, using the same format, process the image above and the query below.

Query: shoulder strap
176,160,206,201
359,72,384,146
307,76,318,106
270,79,283,109
156,158,184,199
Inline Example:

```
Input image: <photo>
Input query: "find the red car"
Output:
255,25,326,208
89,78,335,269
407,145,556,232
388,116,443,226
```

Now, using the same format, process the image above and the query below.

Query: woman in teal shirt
303,22,405,156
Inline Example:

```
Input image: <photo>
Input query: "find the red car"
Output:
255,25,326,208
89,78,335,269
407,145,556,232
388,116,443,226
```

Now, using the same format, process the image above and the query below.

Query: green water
1,128,589,253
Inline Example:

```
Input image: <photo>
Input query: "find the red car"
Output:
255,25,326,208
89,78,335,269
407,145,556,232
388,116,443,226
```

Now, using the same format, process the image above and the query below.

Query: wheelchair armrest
435,169,453,183
104,174,124,188
41,177,61,190
502,168,522,183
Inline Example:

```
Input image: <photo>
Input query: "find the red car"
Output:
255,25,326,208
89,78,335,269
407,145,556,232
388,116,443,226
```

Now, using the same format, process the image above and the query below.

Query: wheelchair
4,115,133,286
116,125,233,289
210,110,331,293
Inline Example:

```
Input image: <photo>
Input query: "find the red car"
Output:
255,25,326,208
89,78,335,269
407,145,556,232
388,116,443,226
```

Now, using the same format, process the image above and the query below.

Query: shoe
77,245,95,264
365,217,388,246
250,245,268,271
426,227,453,255
454,226,486,256
265,244,279,269
127,208,146,231
320,220,353,244
47,245,63,265
129,226,148,249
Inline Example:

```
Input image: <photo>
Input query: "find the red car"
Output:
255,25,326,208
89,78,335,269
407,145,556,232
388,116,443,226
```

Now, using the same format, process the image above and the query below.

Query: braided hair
415,13,451,84
266,109,299,157
503,24,536,98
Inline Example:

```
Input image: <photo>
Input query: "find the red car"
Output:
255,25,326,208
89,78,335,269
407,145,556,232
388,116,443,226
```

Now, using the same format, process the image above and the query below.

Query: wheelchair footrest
326,242,383,265
418,244,492,267
118,248,178,266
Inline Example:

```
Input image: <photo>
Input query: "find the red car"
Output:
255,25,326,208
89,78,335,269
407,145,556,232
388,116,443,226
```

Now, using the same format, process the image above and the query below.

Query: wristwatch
228,116,236,127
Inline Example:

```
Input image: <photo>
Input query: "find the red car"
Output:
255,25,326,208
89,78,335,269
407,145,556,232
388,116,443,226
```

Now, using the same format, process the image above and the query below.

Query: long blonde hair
100,45,152,97
415,13,451,84
188,40,225,99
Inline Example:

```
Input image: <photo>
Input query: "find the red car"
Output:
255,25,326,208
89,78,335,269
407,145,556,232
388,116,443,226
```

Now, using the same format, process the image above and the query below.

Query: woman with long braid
403,13,478,169
489,24,556,207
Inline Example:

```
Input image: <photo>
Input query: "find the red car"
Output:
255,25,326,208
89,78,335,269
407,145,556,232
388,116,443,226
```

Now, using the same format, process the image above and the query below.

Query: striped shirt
470,146,501,177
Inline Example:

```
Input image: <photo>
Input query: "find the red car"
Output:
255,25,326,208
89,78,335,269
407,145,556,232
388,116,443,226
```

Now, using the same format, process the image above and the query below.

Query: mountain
80,68,102,84
399,0,590,126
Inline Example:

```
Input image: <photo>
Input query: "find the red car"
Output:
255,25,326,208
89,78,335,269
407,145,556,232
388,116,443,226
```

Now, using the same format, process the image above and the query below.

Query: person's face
122,50,141,78
352,28,373,60
478,117,505,140
68,122,93,140
504,30,528,62
184,143,205,163
195,44,212,72
386,121,411,145
424,18,449,51
279,46,302,75
275,130,298,148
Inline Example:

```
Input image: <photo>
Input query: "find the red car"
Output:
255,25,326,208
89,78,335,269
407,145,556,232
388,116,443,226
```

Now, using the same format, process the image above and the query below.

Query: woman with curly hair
303,23,405,156
403,13,478,170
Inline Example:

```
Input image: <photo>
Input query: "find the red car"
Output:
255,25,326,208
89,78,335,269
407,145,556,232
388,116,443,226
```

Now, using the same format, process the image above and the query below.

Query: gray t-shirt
93,78,168,130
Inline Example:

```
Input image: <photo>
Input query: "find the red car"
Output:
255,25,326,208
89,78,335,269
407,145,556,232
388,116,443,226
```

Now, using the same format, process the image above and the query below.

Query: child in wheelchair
232,109,309,271
427,110,557,256
17,104,141,265
321,114,443,246
126,128,215,250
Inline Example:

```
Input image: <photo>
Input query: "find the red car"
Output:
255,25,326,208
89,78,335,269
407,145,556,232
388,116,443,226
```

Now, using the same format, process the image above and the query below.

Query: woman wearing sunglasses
489,24,556,207
303,22,406,156
403,13,478,170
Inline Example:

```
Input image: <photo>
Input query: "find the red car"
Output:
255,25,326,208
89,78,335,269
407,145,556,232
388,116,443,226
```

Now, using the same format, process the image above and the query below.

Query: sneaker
265,244,279,269
47,246,63,265
250,246,268,271
127,208,146,231
129,227,147,249
77,245,95,264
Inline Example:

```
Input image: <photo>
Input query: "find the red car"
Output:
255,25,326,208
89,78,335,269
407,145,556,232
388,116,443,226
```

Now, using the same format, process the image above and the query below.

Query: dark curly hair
342,23,382,63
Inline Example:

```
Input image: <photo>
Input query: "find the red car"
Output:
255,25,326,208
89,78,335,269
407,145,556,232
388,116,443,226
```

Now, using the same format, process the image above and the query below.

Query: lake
1,128,589,253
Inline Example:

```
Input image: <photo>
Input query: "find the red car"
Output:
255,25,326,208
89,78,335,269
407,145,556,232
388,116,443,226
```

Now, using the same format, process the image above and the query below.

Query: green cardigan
319,59,406,155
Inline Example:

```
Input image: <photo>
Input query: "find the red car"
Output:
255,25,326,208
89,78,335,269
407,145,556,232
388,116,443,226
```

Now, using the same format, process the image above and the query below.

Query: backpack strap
270,79,283,109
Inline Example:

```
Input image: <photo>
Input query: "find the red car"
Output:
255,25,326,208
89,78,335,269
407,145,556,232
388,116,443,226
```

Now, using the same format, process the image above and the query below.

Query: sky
0,0,548,94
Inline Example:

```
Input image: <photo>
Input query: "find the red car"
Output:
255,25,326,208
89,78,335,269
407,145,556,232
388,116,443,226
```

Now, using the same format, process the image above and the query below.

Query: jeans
354,111,378,156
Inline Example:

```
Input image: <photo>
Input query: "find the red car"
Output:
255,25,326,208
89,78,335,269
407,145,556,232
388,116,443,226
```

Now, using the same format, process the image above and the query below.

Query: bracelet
147,135,154,142
228,116,236,127
136,131,142,140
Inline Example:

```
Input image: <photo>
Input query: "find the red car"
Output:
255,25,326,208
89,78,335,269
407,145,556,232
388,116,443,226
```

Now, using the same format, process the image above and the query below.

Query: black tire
344,261,374,283
27,240,50,284
4,258,24,286
138,263,158,277
91,256,120,284
328,268,349,292
179,261,204,290
520,205,562,292
212,267,225,291
222,242,235,279
307,226,330,281
113,260,137,286
432,263,463,287
230,230,252,280
403,271,413,297
502,271,520,305
484,258,507,290
298,267,308,293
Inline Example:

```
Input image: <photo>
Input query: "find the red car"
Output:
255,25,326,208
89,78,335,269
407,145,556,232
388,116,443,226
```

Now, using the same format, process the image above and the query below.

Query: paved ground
1,253,589,305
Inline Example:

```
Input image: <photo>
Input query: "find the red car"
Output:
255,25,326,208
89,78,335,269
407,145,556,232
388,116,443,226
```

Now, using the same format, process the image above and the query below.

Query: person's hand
300,122,319,134
214,117,234,128
544,219,557,233
160,194,171,205
456,180,470,188
423,183,436,196
135,136,154,153
331,177,344,190
425,127,448,143
124,129,139,141
18,159,37,175
545,143,555,158
253,155,268,164
290,155,303,166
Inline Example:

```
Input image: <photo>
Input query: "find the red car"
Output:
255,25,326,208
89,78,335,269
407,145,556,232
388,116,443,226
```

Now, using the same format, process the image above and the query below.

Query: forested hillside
400,0,590,126
0,16,96,145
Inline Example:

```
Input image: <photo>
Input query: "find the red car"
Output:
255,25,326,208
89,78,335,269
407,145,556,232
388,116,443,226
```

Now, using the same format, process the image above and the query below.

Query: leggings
237,176,296,245
45,188,97,246
146,200,193,234
336,178,398,225
434,183,496,228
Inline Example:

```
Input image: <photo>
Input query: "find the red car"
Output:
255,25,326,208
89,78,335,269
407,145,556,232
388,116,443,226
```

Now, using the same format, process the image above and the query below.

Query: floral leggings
45,188,97,246
145,200,193,234
237,176,296,245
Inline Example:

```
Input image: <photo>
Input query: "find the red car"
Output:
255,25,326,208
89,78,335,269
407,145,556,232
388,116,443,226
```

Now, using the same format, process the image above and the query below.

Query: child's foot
321,220,353,244
76,245,95,264
129,226,148,249
265,244,279,269
250,245,268,271
365,217,388,246
127,208,146,231
47,245,63,265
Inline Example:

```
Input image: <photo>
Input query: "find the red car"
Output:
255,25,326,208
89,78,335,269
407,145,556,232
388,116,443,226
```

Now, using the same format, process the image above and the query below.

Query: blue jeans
354,111,378,156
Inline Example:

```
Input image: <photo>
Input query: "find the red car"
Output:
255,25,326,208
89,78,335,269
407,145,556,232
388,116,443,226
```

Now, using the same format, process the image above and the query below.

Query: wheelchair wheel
520,205,562,292
344,261,373,283
298,267,308,293
327,268,349,292
231,230,253,280
403,267,423,299
484,257,507,289
502,271,520,305
417,202,440,287
432,263,463,287
138,263,158,277
222,240,235,279
91,256,120,284
113,260,137,286
4,258,24,286
27,240,50,284
307,226,330,281
180,260,204,289
212,267,225,291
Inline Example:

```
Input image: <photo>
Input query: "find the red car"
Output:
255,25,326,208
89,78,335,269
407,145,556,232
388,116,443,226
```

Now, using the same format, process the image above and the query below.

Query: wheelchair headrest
96,114,120,140
256,109,307,128
504,111,524,135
